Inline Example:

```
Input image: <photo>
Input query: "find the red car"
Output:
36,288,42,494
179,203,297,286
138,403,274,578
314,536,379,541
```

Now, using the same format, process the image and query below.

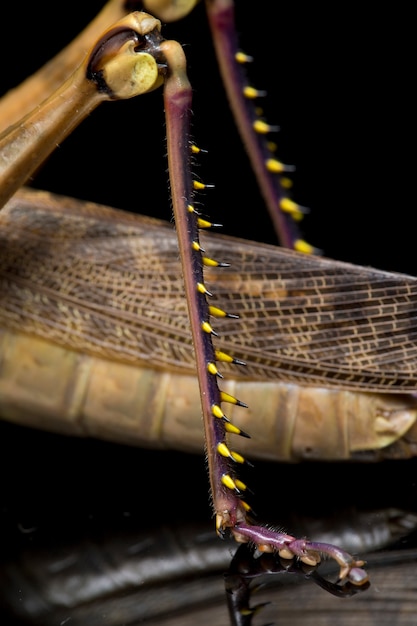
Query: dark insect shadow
225,543,370,626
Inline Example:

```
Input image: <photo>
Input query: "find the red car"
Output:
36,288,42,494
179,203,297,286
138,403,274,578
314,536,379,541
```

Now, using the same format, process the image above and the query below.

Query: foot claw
278,547,294,560
346,564,369,586
299,551,321,567
231,522,369,586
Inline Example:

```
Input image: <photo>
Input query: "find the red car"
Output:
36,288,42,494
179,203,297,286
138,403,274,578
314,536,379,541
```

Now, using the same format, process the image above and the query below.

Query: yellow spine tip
280,197,309,219
220,391,238,405
243,85,258,99
202,256,219,267
294,239,315,255
215,350,234,363
224,422,242,436
217,442,231,458
243,85,265,99
253,120,279,134
253,120,269,135
209,305,227,318
266,158,286,174
235,51,253,64
253,119,270,134
197,218,212,229
221,474,237,491
280,197,298,214
201,321,214,334
231,451,245,464
280,176,293,189
197,282,211,295
217,444,245,465
207,362,219,376
212,404,226,419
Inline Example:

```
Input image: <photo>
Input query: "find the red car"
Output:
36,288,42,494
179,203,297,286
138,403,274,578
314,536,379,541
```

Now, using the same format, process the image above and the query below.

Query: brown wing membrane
1,187,417,392
205,235,417,390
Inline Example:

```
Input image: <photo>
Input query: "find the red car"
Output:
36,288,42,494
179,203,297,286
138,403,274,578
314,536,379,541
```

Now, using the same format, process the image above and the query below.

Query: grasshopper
0,1,412,599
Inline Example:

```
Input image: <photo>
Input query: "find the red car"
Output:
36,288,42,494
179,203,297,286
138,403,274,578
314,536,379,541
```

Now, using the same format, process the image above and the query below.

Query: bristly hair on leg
160,27,369,587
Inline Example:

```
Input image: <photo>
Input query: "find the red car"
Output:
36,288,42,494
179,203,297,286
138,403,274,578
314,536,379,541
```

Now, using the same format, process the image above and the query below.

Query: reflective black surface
2,421,417,624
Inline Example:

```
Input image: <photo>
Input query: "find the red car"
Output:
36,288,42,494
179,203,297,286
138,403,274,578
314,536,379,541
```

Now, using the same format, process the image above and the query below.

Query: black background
0,3,415,624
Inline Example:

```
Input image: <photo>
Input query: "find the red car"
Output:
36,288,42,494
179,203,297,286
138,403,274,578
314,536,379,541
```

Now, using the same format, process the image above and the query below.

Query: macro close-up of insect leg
0,2,415,625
